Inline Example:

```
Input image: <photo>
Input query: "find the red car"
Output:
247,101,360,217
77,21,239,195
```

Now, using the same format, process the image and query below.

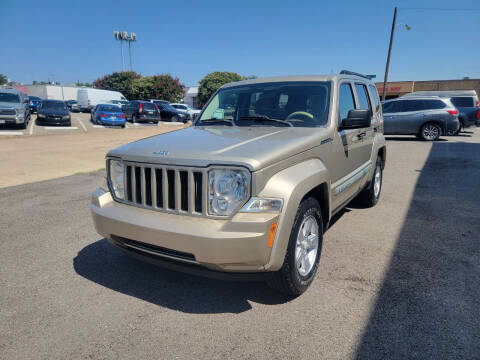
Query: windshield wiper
239,115,293,127
197,118,234,126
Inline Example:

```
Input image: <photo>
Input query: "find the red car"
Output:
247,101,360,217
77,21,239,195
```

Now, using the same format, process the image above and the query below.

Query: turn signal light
268,222,278,248
447,110,458,115
119,114,126,119
99,113,108,118
138,103,143,113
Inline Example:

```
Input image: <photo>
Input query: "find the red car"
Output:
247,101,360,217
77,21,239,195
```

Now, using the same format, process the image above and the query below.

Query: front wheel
132,115,137,123
419,123,441,141
267,197,323,296
171,115,178,122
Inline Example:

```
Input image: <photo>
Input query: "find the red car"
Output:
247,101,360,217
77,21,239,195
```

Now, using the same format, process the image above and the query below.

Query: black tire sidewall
285,198,323,291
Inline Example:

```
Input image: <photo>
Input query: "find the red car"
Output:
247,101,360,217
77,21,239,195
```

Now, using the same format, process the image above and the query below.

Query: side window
338,83,356,121
423,99,446,109
403,100,423,112
368,84,381,112
354,83,372,111
382,101,402,113
450,97,473,107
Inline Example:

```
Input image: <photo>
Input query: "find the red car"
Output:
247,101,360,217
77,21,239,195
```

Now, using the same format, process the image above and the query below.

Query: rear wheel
356,157,383,207
132,115,137,123
419,123,441,141
267,197,323,296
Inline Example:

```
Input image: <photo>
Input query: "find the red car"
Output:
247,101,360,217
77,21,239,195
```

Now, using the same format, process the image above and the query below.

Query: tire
67,121,71,127
171,115,178,122
121,124,125,128
19,119,27,130
419,123,441,141
357,157,383,207
267,197,323,296
132,115,137,124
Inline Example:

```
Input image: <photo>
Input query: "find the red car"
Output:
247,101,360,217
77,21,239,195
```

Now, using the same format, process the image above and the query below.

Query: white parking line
76,118,87,132
125,122,131,128
0,131,24,136
133,123,158,126
42,126,79,130
28,119,34,135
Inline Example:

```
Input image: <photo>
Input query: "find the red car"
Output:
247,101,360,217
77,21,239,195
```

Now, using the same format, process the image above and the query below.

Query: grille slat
119,162,205,216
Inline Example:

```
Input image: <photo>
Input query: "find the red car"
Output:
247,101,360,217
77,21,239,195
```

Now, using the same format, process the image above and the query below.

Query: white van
77,88,127,112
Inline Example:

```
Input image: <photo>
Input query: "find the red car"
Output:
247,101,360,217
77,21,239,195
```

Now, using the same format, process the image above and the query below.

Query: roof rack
339,70,370,80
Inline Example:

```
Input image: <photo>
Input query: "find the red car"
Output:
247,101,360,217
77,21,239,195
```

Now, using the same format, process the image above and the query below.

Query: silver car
382,96,460,141
0,88,30,129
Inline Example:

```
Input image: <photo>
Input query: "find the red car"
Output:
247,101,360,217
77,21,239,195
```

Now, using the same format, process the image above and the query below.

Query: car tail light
154,104,160,113
119,114,126,119
477,110,480,119
447,110,458,115
138,103,143,113
99,113,108,118
476,100,479,107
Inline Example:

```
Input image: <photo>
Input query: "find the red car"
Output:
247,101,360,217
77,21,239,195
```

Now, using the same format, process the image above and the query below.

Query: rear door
383,100,423,134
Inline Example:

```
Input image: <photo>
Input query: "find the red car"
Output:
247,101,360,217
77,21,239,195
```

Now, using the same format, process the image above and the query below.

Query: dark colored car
36,100,71,126
150,100,189,122
28,96,42,113
124,101,161,124
448,96,480,130
91,104,126,127
66,100,80,113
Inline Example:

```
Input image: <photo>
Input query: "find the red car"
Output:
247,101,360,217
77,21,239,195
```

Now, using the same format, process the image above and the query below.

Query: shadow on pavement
73,238,291,314
354,141,480,359
385,136,448,142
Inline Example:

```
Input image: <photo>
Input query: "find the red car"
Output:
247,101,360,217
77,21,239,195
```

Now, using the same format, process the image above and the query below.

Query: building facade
376,79,480,100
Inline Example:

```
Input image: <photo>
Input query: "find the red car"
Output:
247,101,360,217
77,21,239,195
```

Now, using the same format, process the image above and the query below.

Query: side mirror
341,109,371,129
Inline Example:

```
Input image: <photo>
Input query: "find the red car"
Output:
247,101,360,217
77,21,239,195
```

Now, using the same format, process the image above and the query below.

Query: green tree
198,71,244,106
150,74,185,102
92,71,141,99
0,74,8,85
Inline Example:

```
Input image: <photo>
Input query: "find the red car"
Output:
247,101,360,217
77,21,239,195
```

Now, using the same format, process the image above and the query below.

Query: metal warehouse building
376,78,480,99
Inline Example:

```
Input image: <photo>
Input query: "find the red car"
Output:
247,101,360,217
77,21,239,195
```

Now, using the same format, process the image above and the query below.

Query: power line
400,7,480,12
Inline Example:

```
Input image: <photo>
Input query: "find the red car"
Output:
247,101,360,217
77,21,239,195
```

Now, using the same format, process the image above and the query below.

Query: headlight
37,113,45,118
62,115,70,120
240,198,283,213
16,109,24,117
108,159,125,199
208,168,250,216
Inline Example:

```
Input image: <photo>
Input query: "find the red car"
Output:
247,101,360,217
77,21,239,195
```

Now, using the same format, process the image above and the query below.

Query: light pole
114,31,137,71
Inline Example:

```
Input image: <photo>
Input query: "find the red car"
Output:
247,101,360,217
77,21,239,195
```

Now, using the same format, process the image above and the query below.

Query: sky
1,0,479,87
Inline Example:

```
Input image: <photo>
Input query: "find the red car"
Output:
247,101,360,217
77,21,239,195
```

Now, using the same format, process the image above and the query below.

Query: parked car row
382,90,480,141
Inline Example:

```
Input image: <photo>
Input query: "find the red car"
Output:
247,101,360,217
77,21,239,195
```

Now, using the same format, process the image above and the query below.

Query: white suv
170,103,201,119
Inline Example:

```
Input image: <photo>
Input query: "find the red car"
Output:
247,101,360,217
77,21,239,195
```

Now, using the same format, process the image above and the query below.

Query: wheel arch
258,158,331,271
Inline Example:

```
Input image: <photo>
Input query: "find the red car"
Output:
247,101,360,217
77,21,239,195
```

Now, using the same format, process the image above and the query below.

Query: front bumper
91,187,278,272
0,115,25,124
36,117,70,125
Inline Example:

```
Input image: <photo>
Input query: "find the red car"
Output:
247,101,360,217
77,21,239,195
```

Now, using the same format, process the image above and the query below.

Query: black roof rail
339,70,370,80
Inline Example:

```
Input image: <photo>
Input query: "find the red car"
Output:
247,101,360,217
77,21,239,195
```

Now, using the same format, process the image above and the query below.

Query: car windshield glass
451,97,474,107
197,81,331,127
142,103,156,111
41,102,67,110
99,105,121,112
0,93,20,103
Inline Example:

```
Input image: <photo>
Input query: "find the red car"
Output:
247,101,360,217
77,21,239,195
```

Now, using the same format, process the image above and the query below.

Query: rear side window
450,97,474,107
402,100,424,112
354,84,372,111
368,85,381,112
423,99,446,109
338,83,356,120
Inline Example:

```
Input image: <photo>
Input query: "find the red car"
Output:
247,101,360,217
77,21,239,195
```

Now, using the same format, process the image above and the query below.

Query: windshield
0,93,20,103
197,81,331,127
99,105,121,112
41,101,67,111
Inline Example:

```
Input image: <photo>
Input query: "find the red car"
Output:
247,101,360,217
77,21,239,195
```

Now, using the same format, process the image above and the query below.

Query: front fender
256,158,330,271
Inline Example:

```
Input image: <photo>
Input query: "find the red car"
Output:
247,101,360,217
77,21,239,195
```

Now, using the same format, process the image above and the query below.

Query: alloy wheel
295,215,319,277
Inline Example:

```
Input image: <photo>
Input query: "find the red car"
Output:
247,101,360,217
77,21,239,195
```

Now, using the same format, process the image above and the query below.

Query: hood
38,109,69,116
108,125,330,171
0,101,23,110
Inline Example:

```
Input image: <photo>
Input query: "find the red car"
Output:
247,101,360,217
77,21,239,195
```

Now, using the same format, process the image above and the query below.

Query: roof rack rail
339,70,370,80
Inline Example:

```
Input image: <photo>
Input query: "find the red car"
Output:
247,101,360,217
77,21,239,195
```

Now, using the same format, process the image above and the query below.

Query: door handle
358,131,367,138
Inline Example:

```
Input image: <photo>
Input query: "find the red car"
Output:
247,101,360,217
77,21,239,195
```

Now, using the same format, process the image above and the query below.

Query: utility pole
382,6,398,101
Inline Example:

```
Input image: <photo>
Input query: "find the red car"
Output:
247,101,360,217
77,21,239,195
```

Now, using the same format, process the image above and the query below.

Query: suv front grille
0,108,16,115
122,162,206,216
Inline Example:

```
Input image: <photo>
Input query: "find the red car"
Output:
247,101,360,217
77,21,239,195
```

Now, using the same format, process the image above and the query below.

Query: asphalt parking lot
0,112,186,137
1,129,479,359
